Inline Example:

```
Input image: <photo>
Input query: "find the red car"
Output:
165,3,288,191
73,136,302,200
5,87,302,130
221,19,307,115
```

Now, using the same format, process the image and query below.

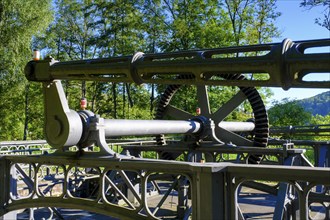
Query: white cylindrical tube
33,49,40,61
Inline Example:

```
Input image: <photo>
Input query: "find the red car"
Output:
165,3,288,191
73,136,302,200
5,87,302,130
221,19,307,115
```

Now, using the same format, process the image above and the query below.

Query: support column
0,157,16,220
192,166,226,220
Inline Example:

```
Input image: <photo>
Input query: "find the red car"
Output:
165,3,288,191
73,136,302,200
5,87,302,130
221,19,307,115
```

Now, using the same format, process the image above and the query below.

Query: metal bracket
43,80,82,150
43,80,118,156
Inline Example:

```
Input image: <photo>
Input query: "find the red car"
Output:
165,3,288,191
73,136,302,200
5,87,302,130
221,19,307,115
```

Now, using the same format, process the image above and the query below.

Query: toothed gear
155,74,269,162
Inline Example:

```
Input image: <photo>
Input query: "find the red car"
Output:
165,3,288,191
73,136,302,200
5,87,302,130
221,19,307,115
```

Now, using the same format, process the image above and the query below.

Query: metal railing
0,140,51,155
0,153,329,220
1,140,329,219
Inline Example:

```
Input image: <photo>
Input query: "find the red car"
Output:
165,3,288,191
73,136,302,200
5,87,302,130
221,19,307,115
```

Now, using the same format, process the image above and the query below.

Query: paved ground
239,188,276,220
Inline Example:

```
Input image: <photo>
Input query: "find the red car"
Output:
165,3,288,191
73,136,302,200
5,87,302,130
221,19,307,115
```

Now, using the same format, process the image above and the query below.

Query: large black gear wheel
155,74,269,163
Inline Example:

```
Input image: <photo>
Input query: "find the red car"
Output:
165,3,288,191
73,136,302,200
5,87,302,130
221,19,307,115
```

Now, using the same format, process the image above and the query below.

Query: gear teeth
154,75,195,160
218,73,269,164
155,73,269,163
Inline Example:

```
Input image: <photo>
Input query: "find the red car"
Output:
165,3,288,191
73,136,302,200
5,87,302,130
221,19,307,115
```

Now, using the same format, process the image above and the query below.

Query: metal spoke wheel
155,74,269,163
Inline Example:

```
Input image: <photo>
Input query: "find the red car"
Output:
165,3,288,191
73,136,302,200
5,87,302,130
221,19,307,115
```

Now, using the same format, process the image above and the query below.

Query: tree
310,114,330,140
300,0,330,31
311,114,330,125
35,0,281,126
24,82,44,140
0,0,52,141
222,0,279,110
36,0,100,110
36,0,152,120
245,0,281,45
152,0,279,120
268,98,312,127
94,0,148,119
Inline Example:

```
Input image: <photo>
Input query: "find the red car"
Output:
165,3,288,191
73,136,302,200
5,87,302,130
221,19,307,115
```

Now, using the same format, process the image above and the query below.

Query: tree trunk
150,84,155,114
123,83,126,118
23,84,29,140
112,83,117,119
126,83,133,108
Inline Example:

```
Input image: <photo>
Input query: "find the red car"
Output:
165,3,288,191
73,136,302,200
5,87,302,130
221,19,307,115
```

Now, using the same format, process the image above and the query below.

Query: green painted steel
25,39,330,89
0,154,329,219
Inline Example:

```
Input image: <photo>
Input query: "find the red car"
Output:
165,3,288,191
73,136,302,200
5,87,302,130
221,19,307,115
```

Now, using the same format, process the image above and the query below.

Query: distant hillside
297,91,330,116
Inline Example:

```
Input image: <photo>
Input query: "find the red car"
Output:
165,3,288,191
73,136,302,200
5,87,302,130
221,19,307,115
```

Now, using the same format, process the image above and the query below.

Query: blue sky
269,0,330,104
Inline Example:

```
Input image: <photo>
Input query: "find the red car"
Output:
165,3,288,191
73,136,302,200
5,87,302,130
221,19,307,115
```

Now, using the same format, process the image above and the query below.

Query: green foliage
0,0,52,141
0,84,25,140
310,114,330,141
311,114,330,125
1,0,284,141
25,83,44,140
268,98,313,126
297,91,330,116
223,0,281,46
300,0,330,31
245,0,281,44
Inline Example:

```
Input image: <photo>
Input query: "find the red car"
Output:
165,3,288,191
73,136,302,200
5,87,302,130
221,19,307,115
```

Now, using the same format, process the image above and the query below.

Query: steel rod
103,119,201,137
103,119,256,137
218,121,255,132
